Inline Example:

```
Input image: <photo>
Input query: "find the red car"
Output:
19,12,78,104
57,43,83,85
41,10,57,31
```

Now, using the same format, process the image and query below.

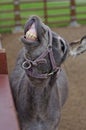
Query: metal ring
22,61,31,70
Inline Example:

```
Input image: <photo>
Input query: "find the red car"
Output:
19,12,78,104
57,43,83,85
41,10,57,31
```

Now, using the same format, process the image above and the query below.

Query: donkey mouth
25,23,37,42
21,16,43,46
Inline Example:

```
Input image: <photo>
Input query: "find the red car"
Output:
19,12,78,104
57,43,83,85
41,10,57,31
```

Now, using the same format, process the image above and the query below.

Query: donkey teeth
26,31,37,40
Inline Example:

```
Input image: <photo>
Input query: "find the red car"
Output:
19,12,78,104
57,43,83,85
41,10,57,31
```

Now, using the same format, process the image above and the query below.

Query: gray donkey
10,15,70,130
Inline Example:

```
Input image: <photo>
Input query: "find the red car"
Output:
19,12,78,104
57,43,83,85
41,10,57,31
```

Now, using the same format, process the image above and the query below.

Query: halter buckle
22,61,31,70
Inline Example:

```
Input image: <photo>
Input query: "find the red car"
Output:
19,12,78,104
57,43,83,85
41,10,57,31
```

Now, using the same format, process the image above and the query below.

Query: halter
22,27,61,79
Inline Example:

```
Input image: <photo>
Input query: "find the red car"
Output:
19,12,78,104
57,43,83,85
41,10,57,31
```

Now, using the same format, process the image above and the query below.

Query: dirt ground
1,25,86,130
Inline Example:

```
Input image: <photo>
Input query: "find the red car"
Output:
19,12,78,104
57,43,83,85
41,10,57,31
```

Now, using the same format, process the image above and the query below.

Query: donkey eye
60,39,65,52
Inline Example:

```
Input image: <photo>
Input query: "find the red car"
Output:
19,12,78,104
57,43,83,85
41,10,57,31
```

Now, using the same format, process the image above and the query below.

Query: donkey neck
28,75,51,88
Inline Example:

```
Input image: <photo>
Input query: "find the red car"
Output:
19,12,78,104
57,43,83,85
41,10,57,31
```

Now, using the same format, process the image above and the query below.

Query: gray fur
10,16,68,130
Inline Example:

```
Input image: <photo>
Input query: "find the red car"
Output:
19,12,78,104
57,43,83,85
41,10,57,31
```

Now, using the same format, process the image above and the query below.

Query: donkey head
21,16,68,79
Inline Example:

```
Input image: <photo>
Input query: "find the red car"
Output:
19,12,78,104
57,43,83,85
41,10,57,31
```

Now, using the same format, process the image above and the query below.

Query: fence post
13,0,22,32
43,0,48,24
0,34,2,48
70,0,79,27
0,35,8,74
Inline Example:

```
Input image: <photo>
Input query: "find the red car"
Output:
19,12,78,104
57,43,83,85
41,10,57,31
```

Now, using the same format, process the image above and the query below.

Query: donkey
10,15,86,130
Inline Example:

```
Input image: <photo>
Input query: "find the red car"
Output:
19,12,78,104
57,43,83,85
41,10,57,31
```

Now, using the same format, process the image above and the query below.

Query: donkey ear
58,36,68,63
69,36,86,56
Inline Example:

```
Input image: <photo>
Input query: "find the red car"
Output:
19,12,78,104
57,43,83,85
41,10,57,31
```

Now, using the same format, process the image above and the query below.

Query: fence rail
0,0,86,32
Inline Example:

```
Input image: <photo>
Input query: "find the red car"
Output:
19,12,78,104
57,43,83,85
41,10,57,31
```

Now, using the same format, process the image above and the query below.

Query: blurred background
0,1,86,130
0,0,86,32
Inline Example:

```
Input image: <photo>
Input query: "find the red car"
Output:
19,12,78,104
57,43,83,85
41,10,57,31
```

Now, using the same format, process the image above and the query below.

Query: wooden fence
0,0,86,32
0,37,20,130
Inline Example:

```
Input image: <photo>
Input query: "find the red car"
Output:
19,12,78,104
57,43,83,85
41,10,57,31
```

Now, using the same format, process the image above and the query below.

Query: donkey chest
28,85,60,116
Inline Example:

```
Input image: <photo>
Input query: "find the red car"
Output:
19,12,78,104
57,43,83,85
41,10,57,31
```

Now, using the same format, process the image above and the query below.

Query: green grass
0,0,86,33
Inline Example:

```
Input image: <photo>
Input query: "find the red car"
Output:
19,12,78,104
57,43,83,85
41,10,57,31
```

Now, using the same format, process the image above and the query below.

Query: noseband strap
22,27,60,79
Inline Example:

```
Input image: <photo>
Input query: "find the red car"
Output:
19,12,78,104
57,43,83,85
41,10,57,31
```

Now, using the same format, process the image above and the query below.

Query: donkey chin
10,15,68,130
